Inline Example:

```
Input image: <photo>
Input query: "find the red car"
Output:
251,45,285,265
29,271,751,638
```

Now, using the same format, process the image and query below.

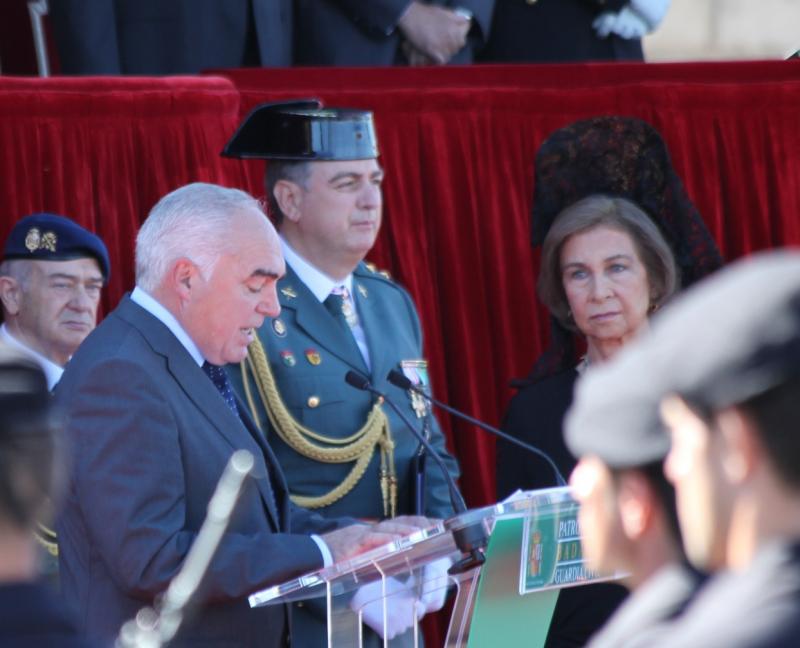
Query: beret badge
24,227,57,253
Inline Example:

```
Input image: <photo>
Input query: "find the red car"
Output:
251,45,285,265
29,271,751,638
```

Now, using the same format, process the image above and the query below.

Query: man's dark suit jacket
294,0,494,65
49,0,292,74
54,295,341,647
0,582,100,647
480,0,644,63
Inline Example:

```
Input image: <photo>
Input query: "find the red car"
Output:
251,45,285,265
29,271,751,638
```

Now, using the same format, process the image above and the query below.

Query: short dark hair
264,161,312,226
738,375,800,490
538,195,678,331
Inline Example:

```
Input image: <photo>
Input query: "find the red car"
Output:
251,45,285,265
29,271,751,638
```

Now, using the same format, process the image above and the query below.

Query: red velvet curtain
0,76,247,317
2,63,800,510
219,61,800,507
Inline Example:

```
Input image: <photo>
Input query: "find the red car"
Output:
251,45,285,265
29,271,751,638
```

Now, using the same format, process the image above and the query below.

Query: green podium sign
468,488,614,648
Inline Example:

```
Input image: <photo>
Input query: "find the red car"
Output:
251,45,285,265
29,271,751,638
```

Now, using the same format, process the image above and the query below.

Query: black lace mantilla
521,115,724,383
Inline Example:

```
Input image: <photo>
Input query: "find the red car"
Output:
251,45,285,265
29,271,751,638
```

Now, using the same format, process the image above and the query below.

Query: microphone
345,371,466,514
345,371,487,574
386,369,567,486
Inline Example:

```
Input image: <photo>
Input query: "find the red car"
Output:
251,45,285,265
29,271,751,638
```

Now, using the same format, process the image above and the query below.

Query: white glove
593,6,649,40
629,0,672,31
419,557,453,613
350,577,425,640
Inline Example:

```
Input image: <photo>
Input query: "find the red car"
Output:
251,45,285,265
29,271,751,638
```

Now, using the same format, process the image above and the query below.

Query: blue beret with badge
3,213,110,281
221,99,379,161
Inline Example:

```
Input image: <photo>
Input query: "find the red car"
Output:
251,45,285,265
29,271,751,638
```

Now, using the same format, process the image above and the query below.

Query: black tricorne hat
222,99,379,161
2,213,110,280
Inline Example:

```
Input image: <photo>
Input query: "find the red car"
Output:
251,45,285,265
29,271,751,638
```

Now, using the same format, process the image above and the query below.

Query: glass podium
249,487,618,647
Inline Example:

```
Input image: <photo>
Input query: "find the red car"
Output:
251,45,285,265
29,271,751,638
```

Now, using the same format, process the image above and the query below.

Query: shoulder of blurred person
587,563,704,648
649,542,800,648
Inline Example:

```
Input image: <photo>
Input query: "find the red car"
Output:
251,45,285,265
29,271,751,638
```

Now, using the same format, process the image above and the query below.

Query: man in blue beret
0,213,109,578
0,213,110,391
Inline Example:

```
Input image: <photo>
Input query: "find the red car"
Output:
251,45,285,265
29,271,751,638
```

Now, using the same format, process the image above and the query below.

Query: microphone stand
344,371,487,575
116,450,256,648
387,369,567,486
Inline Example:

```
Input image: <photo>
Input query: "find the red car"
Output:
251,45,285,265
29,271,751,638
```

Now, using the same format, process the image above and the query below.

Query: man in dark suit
0,343,97,647
294,0,494,65
223,102,460,644
49,0,292,74
574,251,800,648
54,182,420,647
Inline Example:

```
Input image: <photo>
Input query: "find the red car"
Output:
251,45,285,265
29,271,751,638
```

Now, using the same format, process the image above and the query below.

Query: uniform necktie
324,286,360,329
202,361,239,417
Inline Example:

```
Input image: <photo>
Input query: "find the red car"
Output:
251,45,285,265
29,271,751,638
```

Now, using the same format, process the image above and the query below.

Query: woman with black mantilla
496,116,723,647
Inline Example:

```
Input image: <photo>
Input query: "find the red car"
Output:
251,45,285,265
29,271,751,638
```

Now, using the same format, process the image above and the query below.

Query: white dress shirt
280,237,371,369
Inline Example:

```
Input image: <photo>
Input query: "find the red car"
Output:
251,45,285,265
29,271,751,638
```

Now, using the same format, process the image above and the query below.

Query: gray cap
565,250,800,468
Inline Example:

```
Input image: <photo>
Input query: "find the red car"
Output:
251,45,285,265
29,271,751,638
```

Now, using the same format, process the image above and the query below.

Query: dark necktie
203,361,281,526
202,361,239,417
325,286,359,328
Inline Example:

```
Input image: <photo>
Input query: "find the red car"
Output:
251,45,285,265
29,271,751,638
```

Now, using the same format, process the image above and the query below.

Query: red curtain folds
219,61,800,507
0,76,246,315
2,63,800,510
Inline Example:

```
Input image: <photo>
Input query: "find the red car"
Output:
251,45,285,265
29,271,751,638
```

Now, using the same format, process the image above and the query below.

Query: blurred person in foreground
571,250,800,648
564,323,705,647
294,0,494,66
496,115,722,647
0,343,97,647
223,100,458,645
54,182,426,647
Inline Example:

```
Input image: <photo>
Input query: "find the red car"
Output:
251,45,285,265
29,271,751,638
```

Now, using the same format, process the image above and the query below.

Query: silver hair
135,183,266,292
0,259,33,290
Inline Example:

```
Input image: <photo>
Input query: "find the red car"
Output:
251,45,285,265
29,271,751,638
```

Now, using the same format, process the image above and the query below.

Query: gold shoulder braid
242,336,397,518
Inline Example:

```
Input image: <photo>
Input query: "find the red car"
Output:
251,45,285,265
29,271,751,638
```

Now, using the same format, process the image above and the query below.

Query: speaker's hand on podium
323,517,434,562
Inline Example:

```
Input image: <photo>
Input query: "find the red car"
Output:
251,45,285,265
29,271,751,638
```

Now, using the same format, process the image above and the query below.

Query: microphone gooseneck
344,371,487,574
386,369,567,486
345,371,465,514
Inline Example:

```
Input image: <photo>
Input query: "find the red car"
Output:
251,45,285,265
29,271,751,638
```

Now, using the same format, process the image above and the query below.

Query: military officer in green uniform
223,101,460,645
